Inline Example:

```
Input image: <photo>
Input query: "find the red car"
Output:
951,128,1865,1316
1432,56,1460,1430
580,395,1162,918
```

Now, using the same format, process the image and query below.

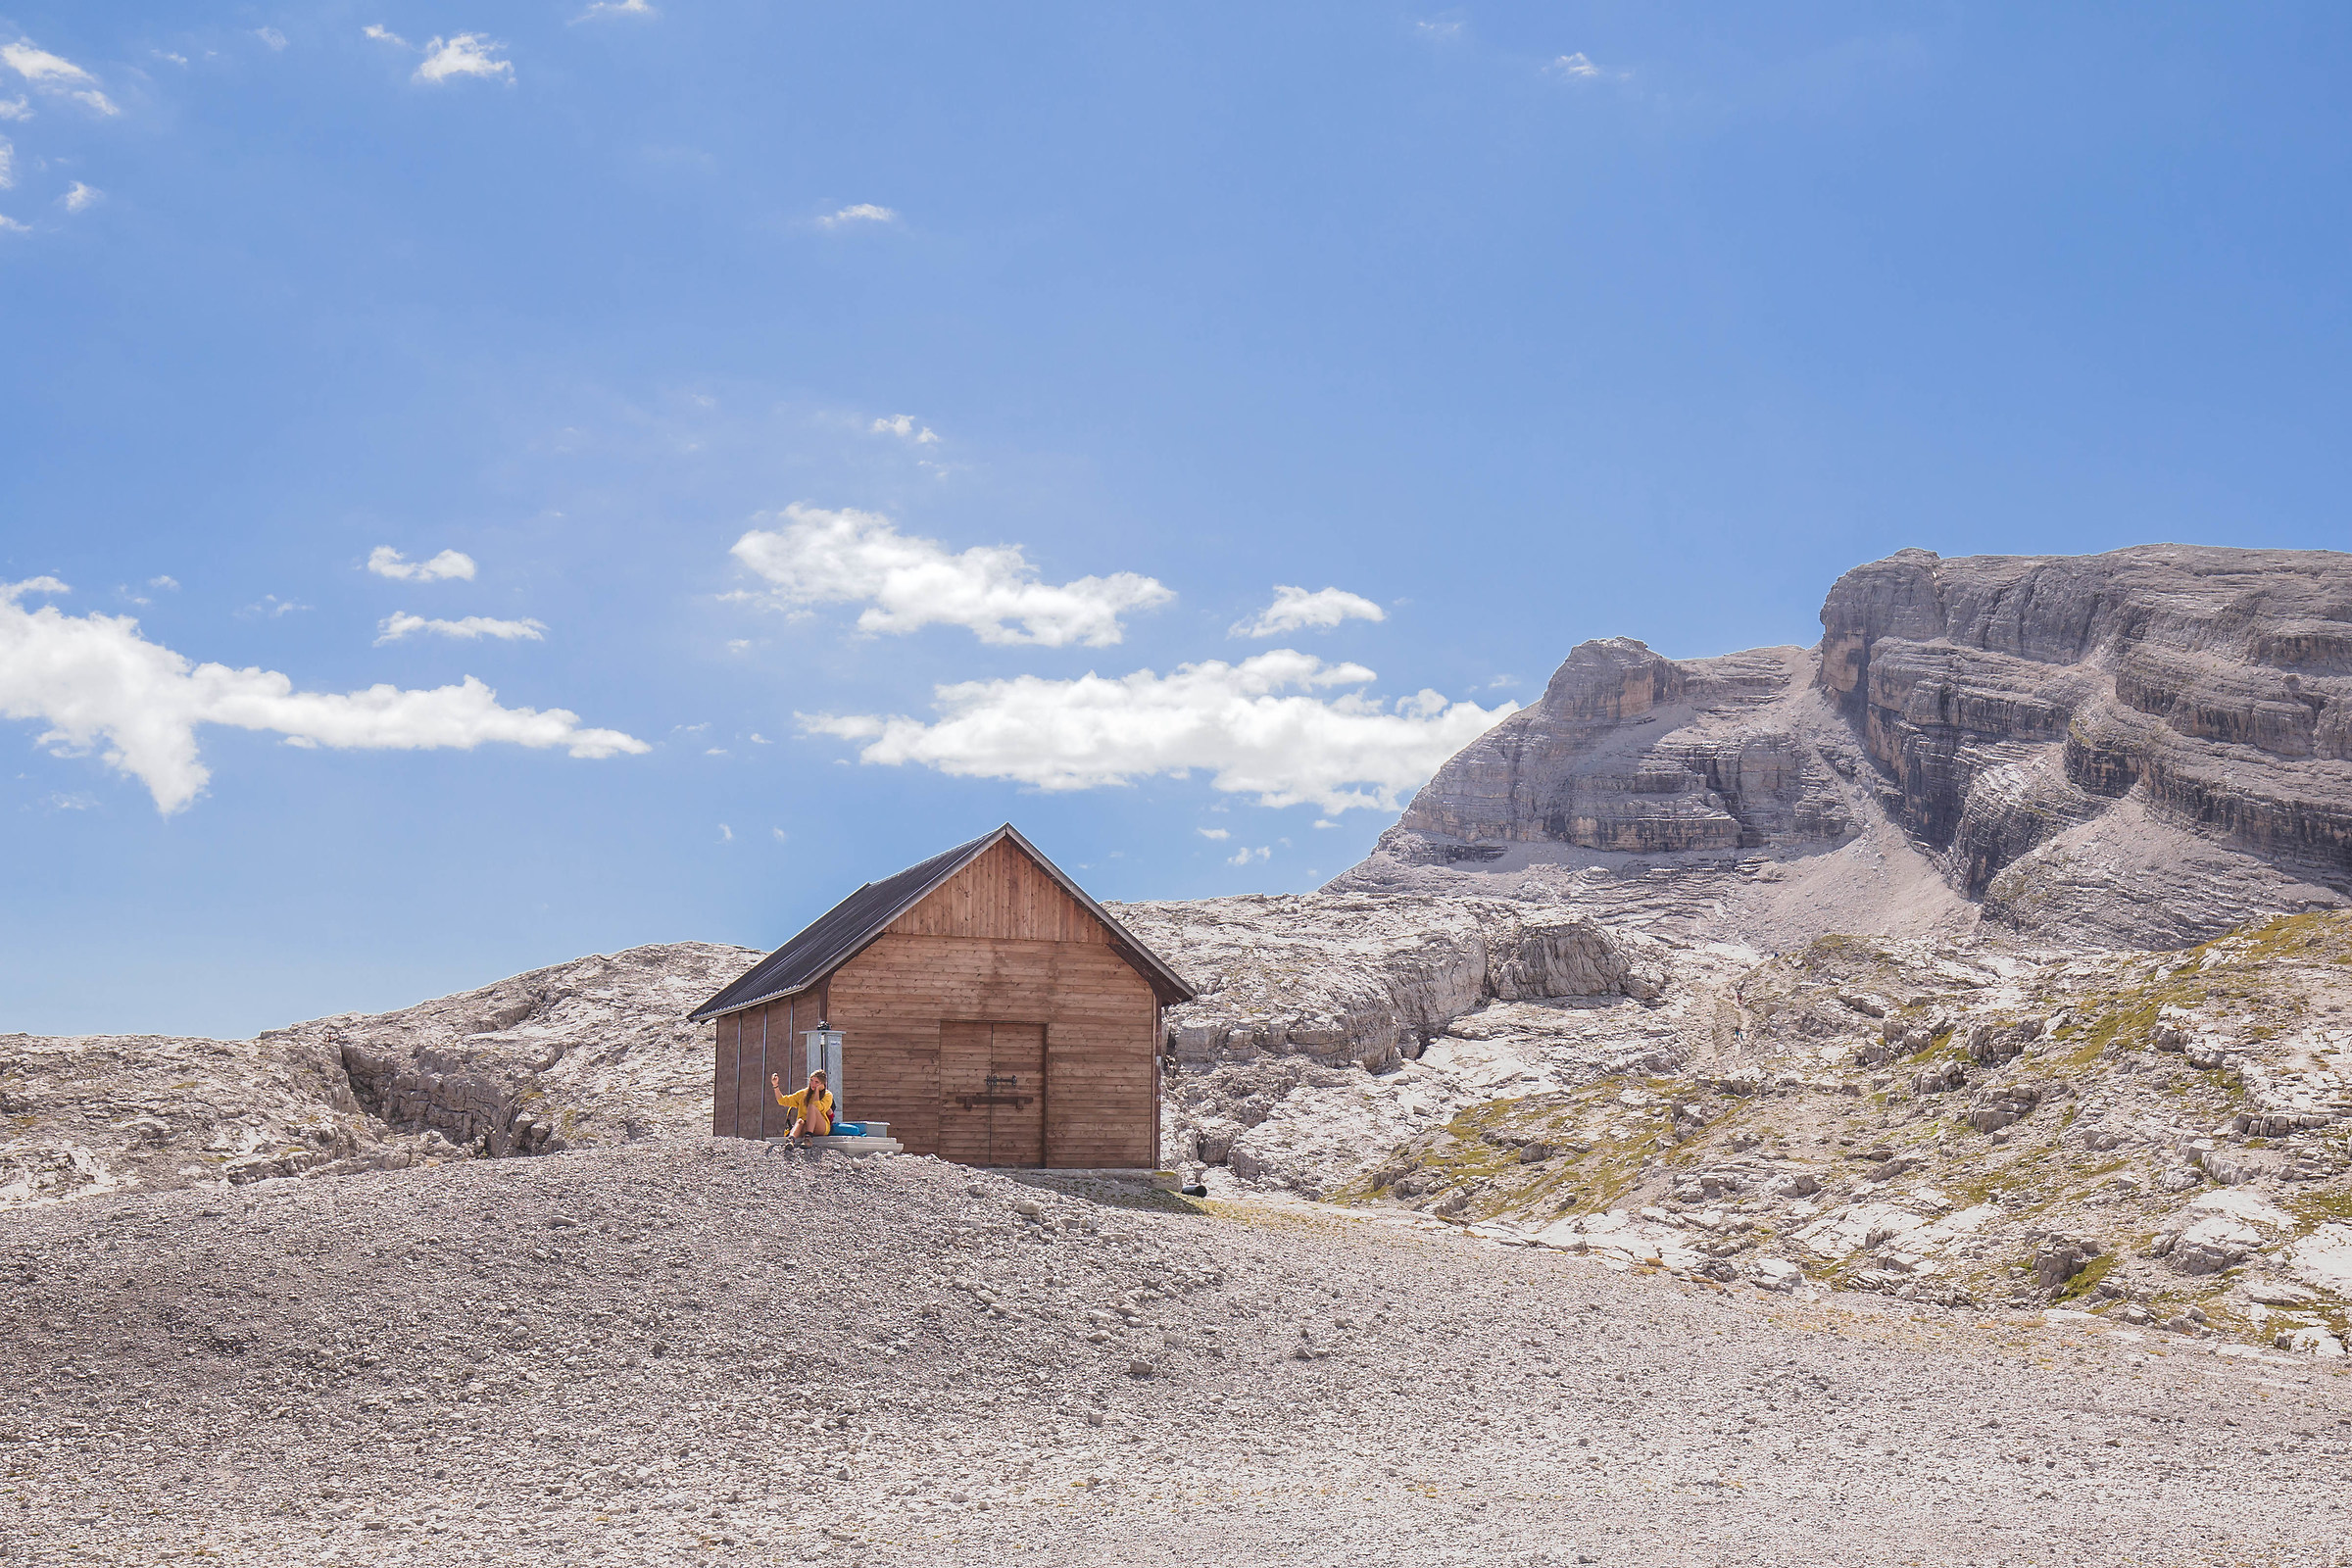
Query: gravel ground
5,1140,2350,1567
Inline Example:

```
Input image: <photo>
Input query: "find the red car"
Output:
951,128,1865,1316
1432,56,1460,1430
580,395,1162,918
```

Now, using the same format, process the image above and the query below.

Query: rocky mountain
1339,544,2352,951
18,540,2352,1369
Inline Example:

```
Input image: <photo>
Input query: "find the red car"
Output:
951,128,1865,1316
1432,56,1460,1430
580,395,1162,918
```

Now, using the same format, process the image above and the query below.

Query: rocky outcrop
1110,893,1667,1072
1393,640,1852,856
0,942,757,1211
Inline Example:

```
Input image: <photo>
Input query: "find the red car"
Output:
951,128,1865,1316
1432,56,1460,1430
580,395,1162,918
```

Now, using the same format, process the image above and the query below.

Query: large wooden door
938,1021,1045,1166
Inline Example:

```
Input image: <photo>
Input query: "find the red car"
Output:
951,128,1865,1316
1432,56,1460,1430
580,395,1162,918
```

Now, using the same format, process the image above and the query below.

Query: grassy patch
2055,1253,2115,1301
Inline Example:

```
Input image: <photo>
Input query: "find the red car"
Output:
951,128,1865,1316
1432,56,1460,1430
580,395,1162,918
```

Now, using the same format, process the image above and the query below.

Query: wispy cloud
148,575,179,592
730,503,1172,648
415,33,514,84
870,414,940,445
363,24,410,47
1226,845,1271,867
1197,827,1230,841
60,181,98,213
375,612,548,645
0,212,28,234
1,38,120,116
817,203,897,229
240,594,309,619
802,650,1515,815
1231,585,1387,638
255,27,288,51
0,96,28,121
574,0,659,19
0,138,13,189
1546,52,1626,82
367,546,477,582
1415,20,1464,40
0,578,644,813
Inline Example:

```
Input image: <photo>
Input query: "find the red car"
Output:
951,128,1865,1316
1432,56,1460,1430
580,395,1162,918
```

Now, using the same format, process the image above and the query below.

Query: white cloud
363,24,410,47
0,578,647,814
870,414,940,445
1231,585,1387,639
717,823,733,842
414,33,513,84
0,42,88,85
1415,21,1463,39
730,503,1172,648
575,0,659,18
255,27,288,51
0,137,13,188
1312,818,1340,828
60,181,98,213
1197,827,1230,841
375,612,548,645
725,638,752,653
1,39,118,115
147,575,179,592
771,826,788,843
242,594,307,618
0,96,28,121
0,212,28,234
1227,845,1270,867
1547,52,1615,81
817,203,897,228
368,546,477,582
800,649,1515,814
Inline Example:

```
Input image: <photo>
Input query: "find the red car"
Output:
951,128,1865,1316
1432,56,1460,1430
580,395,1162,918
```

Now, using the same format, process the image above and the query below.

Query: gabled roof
687,824,1195,1020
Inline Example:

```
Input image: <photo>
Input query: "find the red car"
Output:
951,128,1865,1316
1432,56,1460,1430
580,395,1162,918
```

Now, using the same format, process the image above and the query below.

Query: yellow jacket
775,1086,834,1134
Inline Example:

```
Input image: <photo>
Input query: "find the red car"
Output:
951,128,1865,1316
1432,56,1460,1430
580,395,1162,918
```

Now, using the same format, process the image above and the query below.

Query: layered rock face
1109,893,1667,1074
1821,546,2352,942
1396,640,1852,855
1342,544,2352,950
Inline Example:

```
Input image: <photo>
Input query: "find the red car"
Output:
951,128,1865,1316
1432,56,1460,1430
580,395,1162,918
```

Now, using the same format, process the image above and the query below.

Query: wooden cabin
688,825,1195,1168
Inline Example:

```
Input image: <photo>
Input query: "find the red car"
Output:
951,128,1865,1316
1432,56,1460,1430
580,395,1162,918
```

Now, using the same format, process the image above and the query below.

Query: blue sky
6,4,2351,1038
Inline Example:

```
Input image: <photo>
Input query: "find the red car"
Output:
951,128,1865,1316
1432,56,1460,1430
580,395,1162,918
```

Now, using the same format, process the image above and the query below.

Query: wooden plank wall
886,839,1108,945
935,1019,993,1166
712,1012,740,1138
711,999,814,1139
827,932,1156,1167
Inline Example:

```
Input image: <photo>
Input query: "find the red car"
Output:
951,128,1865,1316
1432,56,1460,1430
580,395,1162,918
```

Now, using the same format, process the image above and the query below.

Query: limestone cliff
1820,545,2352,943
1338,544,2352,950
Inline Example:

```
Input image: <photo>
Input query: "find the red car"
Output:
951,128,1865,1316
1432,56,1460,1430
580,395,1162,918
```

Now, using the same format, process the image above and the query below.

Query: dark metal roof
687,824,1195,1021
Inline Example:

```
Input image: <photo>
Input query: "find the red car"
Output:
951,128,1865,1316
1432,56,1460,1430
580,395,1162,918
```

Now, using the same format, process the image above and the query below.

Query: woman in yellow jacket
768,1068,834,1143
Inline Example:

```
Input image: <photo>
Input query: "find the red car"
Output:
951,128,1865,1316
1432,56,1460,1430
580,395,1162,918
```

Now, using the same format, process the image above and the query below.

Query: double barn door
939,1020,1045,1167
